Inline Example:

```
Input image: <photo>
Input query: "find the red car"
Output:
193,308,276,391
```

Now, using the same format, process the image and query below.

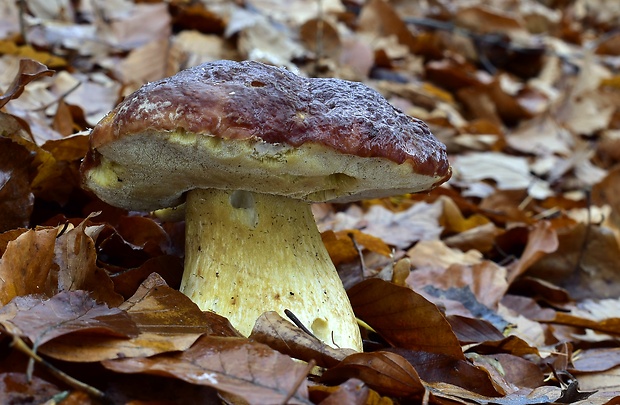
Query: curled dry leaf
0,227,57,305
527,222,620,299
308,378,369,405
0,59,54,109
570,348,620,376
321,351,425,399
387,348,501,397
55,215,124,306
427,381,561,405
0,372,62,404
348,278,465,359
507,220,558,284
447,314,505,343
102,335,312,405
0,290,137,347
0,137,35,233
322,229,391,266
249,311,356,368
32,134,90,205
40,273,239,362
0,215,122,306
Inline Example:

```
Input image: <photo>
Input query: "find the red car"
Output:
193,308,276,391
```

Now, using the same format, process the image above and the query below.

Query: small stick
348,232,366,280
11,335,106,400
284,309,317,340
575,189,593,275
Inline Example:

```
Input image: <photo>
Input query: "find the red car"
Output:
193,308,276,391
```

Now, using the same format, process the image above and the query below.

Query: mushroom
80,60,451,352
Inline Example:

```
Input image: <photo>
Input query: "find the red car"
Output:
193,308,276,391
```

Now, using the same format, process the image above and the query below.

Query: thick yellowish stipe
180,188,363,351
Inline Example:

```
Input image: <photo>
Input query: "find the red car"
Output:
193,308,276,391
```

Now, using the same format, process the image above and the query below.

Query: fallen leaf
426,382,561,405
507,220,558,284
321,351,425,399
0,59,54,108
447,315,505,343
0,227,57,305
102,335,312,405
309,378,369,405
470,352,544,391
387,348,501,397
0,138,35,233
348,279,465,359
322,229,391,265
54,216,124,306
249,311,355,368
0,290,137,347
40,273,239,362
571,348,620,373
527,223,620,299
0,372,62,404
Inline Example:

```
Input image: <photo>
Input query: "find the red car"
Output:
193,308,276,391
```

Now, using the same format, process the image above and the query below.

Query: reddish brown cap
81,60,450,210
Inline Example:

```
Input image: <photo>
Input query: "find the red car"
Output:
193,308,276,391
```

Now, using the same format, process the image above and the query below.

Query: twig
11,335,106,400
284,309,317,340
314,0,324,75
575,189,592,275
348,232,366,280
17,0,28,45
32,81,82,112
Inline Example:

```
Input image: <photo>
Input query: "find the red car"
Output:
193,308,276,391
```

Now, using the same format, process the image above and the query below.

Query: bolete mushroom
80,60,451,352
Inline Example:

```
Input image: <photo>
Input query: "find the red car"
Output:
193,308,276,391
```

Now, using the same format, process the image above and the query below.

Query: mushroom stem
181,188,363,351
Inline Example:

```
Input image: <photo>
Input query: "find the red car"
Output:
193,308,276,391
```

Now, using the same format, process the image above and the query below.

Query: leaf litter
2,0,620,403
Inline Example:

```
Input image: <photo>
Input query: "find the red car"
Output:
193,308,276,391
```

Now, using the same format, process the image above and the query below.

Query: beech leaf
40,273,239,362
321,351,425,399
249,311,355,368
0,290,137,347
102,335,312,405
348,279,465,359
0,59,54,109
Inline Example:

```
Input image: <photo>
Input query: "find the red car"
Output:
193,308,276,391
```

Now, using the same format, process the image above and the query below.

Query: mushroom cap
81,60,451,211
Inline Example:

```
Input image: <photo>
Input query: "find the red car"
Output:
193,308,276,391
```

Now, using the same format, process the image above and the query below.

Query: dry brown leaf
40,273,239,362
55,217,124,306
361,201,444,249
102,335,312,405
447,315,505,343
110,255,183,299
571,348,620,373
321,351,425,399
507,220,558,284
471,353,544,392
527,222,620,299
0,138,34,233
548,313,620,336
249,311,355,368
348,279,465,359
0,290,137,348
0,59,54,108
308,378,369,405
100,3,171,50
388,348,501,397
357,0,419,52
322,229,391,265
470,335,540,358
452,152,552,199
428,382,561,405
507,115,573,155
408,260,508,310
0,227,57,305
454,5,525,35
0,372,63,404
407,239,483,271
32,134,90,205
